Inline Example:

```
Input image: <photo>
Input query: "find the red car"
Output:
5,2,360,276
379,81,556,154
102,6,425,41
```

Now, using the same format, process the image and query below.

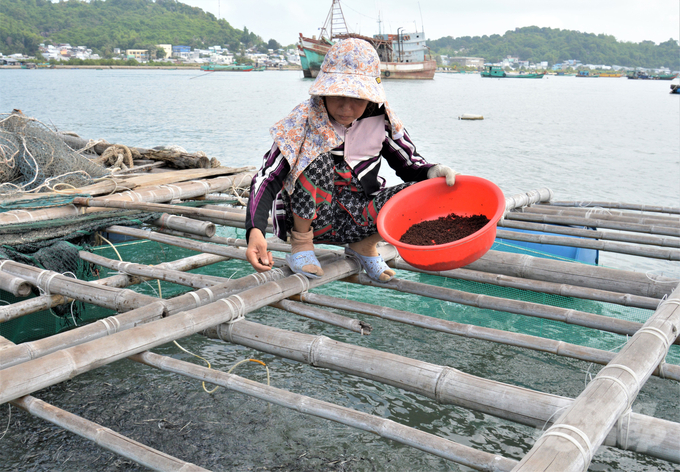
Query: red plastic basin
377,176,505,271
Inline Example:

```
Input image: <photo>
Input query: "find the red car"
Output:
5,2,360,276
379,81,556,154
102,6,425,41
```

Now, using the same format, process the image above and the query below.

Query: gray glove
427,165,458,186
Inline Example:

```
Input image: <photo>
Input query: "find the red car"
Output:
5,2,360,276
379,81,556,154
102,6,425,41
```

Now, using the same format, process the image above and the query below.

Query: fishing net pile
0,111,110,195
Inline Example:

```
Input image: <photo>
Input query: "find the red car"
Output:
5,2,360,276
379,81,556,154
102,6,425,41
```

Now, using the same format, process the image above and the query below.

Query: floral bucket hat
308,38,386,103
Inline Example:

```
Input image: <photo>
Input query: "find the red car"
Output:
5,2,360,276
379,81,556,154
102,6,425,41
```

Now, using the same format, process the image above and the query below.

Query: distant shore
1,64,303,71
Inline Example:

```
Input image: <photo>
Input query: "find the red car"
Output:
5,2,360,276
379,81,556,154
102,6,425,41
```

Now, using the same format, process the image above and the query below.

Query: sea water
0,69,679,471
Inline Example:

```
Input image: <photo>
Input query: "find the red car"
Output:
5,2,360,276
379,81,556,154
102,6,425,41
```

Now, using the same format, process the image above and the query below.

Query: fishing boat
656,73,679,80
598,71,623,77
297,0,436,80
200,63,254,72
576,70,599,77
481,65,545,78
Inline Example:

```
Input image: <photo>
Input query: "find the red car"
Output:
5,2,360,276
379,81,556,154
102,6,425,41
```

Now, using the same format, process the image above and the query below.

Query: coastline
0,64,303,70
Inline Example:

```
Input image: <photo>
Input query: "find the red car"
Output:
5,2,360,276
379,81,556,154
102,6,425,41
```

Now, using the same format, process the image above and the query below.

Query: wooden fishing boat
597,71,623,77
576,70,599,77
298,1,436,80
481,65,545,78
1,112,678,472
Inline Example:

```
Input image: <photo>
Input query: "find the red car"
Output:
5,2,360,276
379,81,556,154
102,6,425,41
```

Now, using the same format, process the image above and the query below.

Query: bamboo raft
0,144,679,470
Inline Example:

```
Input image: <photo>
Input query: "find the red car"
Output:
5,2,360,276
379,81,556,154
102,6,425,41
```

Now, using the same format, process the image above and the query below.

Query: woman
245,38,456,282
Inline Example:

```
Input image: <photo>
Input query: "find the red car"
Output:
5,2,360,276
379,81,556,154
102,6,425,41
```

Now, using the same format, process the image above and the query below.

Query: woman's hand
427,165,459,186
246,228,274,272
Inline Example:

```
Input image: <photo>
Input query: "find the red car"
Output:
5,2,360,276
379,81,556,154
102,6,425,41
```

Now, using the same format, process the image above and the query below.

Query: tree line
0,0,277,57
2,1,678,70
429,26,679,69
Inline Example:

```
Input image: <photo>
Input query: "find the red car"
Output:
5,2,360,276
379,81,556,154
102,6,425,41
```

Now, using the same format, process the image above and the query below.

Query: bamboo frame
132,351,517,471
290,292,679,380
514,285,680,471
202,319,680,463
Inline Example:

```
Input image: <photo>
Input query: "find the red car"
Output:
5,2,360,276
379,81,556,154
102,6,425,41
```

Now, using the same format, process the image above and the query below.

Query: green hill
429,26,679,69
0,0,265,56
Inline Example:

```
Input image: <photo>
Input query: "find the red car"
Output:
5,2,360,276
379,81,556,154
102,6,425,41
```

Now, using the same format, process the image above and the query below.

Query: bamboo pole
11,395,210,472
545,200,680,215
498,219,680,249
504,189,554,211
132,351,516,471
0,267,293,369
73,196,246,224
290,292,679,380
271,299,372,335
0,261,157,312
0,253,227,323
0,256,359,402
79,251,226,289
387,261,661,310
467,250,675,299
513,284,680,471
343,273,667,344
152,213,216,238
504,212,680,237
518,204,680,226
495,228,680,261
0,173,254,226
0,270,31,297
202,319,680,463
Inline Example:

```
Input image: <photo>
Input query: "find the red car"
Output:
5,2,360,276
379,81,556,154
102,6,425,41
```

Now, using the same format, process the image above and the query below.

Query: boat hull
298,34,436,80
380,60,436,80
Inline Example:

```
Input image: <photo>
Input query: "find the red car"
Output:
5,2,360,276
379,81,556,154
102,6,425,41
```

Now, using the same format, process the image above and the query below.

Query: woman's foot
288,228,324,277
347,236,395,282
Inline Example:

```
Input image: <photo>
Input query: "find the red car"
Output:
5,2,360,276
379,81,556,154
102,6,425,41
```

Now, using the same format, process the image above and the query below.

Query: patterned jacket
246,101,434,240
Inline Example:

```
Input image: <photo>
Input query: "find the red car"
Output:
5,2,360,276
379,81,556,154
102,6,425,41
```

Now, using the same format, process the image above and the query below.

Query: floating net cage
0,112,110,195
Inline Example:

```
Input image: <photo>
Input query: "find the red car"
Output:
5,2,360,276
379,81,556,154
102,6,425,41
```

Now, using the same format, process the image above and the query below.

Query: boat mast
319,0,349,40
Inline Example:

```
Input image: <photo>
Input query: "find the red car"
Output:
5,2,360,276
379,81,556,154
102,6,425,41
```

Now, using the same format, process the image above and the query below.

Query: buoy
459,114,484,120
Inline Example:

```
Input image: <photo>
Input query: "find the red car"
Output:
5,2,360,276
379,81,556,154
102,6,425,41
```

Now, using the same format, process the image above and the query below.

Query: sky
182,0,680,46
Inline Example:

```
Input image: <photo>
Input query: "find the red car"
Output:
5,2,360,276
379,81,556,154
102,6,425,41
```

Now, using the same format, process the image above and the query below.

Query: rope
542,424,592,472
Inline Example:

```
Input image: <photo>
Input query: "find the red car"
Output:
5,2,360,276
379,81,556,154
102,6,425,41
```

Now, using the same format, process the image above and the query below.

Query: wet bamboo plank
12,396,209,472
514,284,680,471
133,351,517,471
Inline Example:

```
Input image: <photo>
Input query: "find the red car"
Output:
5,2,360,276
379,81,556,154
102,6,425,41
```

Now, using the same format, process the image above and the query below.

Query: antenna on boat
418,1,425,34
319,0,349,40
377,11,382,36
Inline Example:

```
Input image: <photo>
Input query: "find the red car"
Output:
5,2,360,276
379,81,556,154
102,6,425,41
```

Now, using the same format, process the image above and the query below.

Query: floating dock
0,113,678,471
